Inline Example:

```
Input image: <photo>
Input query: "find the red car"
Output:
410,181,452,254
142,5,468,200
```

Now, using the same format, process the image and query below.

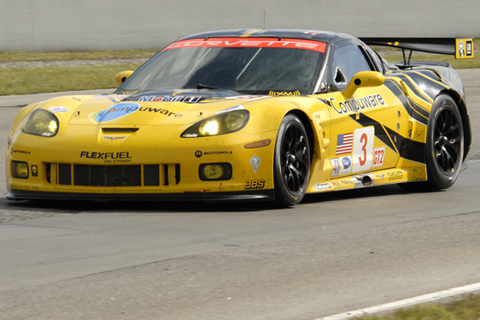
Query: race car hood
44,91,271,127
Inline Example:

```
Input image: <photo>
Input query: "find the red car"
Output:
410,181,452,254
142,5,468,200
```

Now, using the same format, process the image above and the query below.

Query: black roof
179,29,359,45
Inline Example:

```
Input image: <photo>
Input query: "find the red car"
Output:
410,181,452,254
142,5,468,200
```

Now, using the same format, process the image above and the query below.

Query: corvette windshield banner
164,38,327,53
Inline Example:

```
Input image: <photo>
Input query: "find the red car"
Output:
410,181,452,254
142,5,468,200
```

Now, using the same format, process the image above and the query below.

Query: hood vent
102,128,139,133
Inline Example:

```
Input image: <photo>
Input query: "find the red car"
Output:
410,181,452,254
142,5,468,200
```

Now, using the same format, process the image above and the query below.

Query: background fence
1,0,479,52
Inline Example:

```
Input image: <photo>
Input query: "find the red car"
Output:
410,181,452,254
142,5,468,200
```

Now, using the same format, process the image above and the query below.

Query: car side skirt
307,164,427,193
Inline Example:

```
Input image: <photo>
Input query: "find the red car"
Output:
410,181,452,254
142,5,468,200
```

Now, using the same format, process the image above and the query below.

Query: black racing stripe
402,70,449,100
385,126,426,164
407,69,442,82
384,79,408,106
349,113,396,153
384,79,429,125
394,74,432,103
405,96,429,121
349,113,426,164
403,70,447,89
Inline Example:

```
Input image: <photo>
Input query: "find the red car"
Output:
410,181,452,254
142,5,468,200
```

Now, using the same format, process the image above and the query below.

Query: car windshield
118,38,326,95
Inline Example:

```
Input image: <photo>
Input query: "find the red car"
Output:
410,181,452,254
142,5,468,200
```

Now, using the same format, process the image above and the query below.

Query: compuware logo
92,103,140,123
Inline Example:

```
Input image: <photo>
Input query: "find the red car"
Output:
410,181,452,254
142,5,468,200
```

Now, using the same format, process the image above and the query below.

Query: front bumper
7,126,277,202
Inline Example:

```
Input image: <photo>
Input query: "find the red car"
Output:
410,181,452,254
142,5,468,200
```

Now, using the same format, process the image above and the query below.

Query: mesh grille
54,164,178,187
58,164,71,185
74,165,141,186
144,165,160,186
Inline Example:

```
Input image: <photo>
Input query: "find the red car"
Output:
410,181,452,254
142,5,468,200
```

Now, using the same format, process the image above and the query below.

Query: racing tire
424,95,464,189
399,95,464,192
273,114,311,207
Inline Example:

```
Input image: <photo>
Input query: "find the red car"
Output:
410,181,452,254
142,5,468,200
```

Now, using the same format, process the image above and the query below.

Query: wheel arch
437,89,472,161
283,110,316,163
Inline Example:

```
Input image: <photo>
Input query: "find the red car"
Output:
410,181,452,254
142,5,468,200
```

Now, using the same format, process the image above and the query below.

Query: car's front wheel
274,114,311,207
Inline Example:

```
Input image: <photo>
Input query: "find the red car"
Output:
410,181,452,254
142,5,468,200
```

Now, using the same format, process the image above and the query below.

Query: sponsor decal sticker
315,182,331,191
387,170,404,181
91,103,140,123
352,126,375,173
331,158,340,176
12,149,31,155
164,38,327,53
250,154,261,173
31,165,38,177
195,150,233,158
245,179,265,189
340,156,352,175
329,94,386,117
269,90,301,96
48,106,70,113
138,95,202,103
373,147,385,168
80,151,132,160
331,156,352,177
331,179,354,188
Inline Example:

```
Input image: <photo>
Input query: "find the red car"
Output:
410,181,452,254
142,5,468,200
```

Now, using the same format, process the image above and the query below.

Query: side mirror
342,71,385,98
115,70,135,84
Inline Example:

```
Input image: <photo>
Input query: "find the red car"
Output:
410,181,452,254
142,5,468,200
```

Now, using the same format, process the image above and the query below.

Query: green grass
0,49,156,95
0,63,141,95
0,49,157,62
355,293,480,320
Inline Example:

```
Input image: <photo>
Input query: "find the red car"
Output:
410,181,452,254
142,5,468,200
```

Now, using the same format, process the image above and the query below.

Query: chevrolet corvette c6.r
6,29,474,206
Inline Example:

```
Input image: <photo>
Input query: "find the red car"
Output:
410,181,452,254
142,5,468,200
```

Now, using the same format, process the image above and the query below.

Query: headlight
22,109,59,137
181,110,249,138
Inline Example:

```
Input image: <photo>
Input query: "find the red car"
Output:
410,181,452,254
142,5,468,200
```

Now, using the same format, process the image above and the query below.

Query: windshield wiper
196,83,217,90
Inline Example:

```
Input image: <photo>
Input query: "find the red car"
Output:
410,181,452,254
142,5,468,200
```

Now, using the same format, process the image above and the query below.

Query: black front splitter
6,189,276,203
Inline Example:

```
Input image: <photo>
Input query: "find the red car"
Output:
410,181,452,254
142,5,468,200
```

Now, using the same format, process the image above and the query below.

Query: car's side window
329,42,372,91
362,45,385,73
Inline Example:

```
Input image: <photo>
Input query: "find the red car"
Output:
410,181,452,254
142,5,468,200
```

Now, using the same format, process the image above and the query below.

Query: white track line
318,282,480,320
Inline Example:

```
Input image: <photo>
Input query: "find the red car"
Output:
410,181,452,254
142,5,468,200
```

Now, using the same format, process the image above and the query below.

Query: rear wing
361,37,474,66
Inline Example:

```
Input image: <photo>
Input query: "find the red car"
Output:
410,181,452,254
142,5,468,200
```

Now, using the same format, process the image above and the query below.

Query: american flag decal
336,133,353,155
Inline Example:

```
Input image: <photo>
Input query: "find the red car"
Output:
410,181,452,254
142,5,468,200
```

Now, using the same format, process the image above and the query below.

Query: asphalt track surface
0,70,479,320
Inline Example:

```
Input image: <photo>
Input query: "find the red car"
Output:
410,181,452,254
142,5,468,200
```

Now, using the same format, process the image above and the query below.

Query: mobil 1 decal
352,126,375,173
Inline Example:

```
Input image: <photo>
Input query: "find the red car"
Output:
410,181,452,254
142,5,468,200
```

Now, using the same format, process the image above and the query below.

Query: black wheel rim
279,124,309,194
433,108,461,175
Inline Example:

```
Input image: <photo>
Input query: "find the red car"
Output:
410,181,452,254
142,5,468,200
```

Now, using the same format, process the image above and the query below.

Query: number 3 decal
359,133,368,166
352,127,374,173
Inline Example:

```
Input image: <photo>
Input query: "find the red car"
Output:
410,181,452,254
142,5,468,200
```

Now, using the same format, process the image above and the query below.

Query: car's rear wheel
425,95,464,189
401,95,464,191
274,114,311,207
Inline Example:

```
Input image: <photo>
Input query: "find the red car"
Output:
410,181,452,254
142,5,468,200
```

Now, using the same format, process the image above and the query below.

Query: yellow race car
6,30,474,206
